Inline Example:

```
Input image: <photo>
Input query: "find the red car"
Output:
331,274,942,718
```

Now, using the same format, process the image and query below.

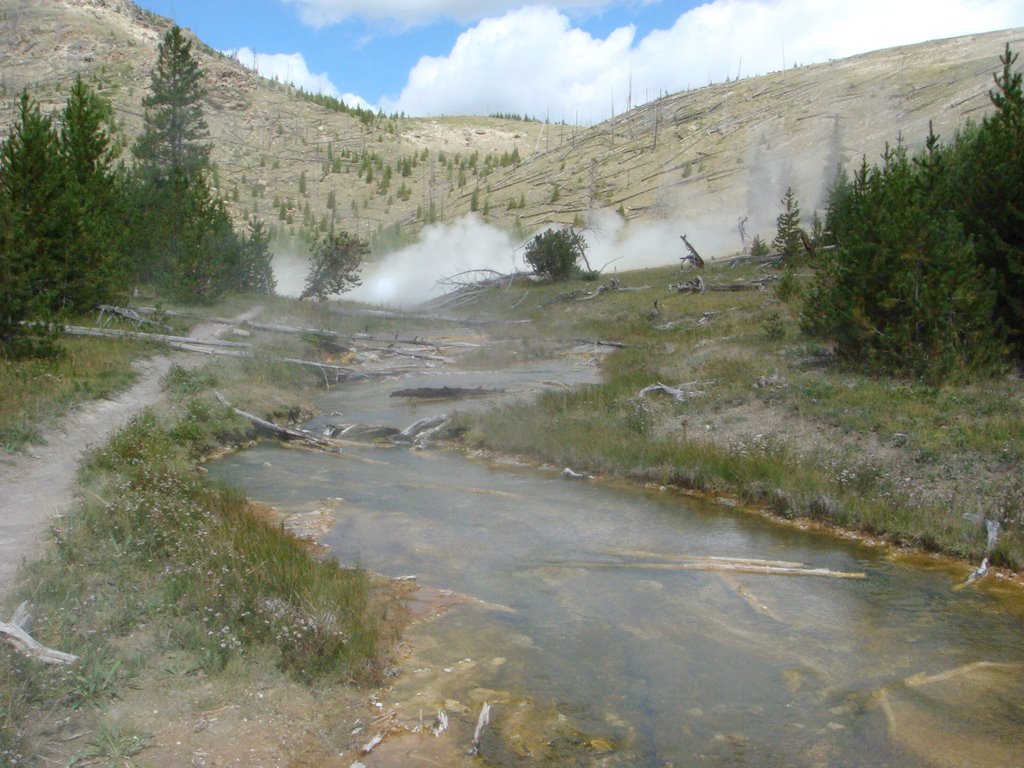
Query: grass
1,308,400,762
453,260,1024,569
0,336,153,452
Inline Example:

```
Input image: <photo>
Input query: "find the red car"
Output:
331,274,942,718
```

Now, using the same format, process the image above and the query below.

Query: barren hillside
1,0,1021,255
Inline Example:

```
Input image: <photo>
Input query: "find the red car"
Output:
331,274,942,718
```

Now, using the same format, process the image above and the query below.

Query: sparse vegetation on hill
2,1,1019,254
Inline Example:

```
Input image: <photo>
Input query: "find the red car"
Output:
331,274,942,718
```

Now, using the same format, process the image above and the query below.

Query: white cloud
281,0,605,28
225,46,374,109
379,0,1024,122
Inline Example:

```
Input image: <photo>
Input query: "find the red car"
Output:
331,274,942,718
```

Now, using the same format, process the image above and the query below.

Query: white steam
269,211,752,308
346,216,523,307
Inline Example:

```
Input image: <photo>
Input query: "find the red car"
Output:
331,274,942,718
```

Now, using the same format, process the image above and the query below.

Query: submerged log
550,554,866,579
215,392,339,450
468,702,492,756
323,423,401,441
392,415,449,446
390,386,504,400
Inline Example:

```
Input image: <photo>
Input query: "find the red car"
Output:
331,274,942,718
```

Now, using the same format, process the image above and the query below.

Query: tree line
802,45,1024,382
1,26,275,359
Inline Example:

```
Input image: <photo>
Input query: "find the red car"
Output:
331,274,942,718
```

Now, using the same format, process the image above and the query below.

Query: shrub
523,227,588,280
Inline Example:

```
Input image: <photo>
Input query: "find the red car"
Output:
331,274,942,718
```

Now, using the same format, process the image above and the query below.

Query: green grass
0,336,153,452
455,260,1023,569
1,322,398,760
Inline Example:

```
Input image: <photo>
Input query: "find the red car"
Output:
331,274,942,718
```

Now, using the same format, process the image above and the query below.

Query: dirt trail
0,310,260,599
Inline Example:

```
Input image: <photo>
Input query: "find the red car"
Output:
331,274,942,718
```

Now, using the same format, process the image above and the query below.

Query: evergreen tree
133,25,209,179
57,77,125,311
524,228,588,280
129,25,242,302
803,141,1000,381
0,92,63,357
944,45,1024,356
772,187,803,261
238,217,276,294
300,231,367,301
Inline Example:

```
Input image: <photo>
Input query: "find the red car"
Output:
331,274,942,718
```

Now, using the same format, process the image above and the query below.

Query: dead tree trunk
679,234,705,268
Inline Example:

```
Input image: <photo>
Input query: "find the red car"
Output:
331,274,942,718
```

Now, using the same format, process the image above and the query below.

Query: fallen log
62,325,252,349
0,603,79,665
97,304,172,331
215,392,339,450
668,276,705,294
392,415,449,445
638,381,705,402
390,386,504,400
575,338,627,349
354,344,452,363
468,702,492,756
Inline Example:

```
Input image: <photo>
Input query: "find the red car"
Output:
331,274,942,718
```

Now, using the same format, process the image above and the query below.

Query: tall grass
2,399,390,760
0,337,151,452
459,260,1022,568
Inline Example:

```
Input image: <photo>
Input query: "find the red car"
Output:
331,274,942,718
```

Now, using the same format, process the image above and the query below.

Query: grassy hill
1,0,1022,257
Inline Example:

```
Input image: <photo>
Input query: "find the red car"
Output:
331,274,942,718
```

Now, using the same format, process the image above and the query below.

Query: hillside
1,0,1022,256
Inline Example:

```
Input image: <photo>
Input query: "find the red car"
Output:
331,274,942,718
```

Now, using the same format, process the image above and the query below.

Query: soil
0,307,486,768
0,314,248,596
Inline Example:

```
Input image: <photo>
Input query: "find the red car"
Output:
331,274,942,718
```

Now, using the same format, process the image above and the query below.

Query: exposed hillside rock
1,0,1021,257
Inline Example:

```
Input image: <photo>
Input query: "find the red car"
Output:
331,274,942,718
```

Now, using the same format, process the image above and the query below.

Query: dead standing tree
679,234,705,268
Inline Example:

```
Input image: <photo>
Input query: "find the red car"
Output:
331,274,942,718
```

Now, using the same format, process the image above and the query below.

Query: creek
207,357,1024,767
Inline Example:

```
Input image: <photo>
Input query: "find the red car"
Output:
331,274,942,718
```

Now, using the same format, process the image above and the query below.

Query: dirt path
0,311,259,599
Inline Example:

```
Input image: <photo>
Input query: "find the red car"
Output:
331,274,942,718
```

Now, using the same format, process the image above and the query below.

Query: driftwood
323,423,401,441
0,602,79,665
638,381,706,402
390,386,504,400
962,519,1002,587
561,467,592,480
430,709,450,737
215,392,340,450
468,702,492,756
392,415,449,446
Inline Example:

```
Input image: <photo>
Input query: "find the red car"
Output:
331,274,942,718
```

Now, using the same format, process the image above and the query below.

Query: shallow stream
207,359,1024,767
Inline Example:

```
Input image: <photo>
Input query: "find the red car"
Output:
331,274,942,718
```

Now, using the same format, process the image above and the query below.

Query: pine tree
947,45,1024,357
0,92,63,357
772,187,803,261
129,26,243,302
133,25,209,179
300,231,367,301
58,77,124,312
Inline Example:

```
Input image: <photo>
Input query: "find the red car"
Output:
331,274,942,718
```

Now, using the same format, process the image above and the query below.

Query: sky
131,0,1024,124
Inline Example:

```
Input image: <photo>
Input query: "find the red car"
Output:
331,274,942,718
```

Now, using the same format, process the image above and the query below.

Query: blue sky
133,1,1024,123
